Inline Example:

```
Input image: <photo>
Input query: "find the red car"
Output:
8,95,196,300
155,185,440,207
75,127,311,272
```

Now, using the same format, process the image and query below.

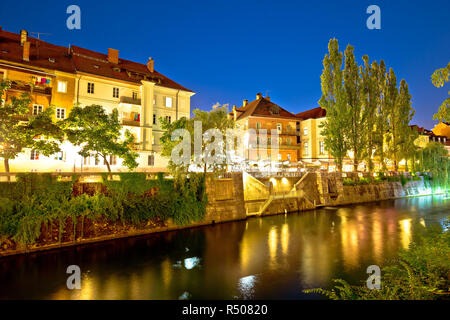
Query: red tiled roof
0,28,192,92
0,29,75,74
70,46,192,92
232,97,298,121
295,106,326,120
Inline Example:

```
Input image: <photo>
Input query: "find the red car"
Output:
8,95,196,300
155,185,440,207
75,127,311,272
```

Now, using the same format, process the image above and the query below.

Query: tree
384,70,416,171
374,60,389,171
344,45,366,171
360,57,380,174
399,126,419,172
62,105,138,172
431,62,450,123
319,39,350,172
0,80,63,174
160,104,234,175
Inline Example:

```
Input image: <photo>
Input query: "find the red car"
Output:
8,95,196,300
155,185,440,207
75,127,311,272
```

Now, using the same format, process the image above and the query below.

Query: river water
0,195,448,300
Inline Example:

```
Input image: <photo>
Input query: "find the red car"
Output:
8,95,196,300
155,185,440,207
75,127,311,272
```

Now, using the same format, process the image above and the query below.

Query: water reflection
0,195,448,300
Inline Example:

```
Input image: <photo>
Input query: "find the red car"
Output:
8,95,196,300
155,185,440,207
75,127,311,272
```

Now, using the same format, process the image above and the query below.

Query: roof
295,107,326,120
231,97,298,121
0,28,192,92
70,46,192,92
0,29,75,73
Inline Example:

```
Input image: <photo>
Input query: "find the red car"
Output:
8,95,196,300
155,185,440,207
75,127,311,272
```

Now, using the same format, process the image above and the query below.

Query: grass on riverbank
0,173,207,247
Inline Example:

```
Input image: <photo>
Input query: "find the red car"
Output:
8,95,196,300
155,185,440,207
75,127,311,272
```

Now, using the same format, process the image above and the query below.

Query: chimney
232,105,237,121
23,41,30,61
256,92,262,100
147,57,154,73
20,29,27,46
266,96,270,101
107,48,119,64
243,99,248,107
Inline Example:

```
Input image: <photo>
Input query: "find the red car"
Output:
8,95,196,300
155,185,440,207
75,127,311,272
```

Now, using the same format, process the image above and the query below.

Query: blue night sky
1,0,449,129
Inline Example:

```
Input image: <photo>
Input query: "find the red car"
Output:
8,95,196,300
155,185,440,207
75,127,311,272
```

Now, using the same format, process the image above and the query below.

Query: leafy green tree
374,60,389,171
360,57,380,174
344,45,366,172
431,62,450,123
0,80,63,174
422,141,449,190
160,104,234,175
319,39,350,172
385,70,415,171
399,126,419,172
62,105,138,172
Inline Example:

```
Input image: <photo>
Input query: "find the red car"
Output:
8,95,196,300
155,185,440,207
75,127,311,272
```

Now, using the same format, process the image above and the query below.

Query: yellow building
230,93,301,167
0,28,193,173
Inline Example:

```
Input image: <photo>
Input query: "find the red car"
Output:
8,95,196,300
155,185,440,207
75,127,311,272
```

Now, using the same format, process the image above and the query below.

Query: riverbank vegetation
0,173,207,248
304,222,450,300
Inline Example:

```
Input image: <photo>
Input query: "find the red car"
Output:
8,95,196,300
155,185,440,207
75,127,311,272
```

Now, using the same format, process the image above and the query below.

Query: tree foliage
0,79,63,173
431,62,450,123
62,105,138,172
160,103,234,175
319,39,350,172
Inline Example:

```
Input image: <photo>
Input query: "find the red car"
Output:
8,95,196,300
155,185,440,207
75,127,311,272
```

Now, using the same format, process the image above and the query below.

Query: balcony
9,81,52,96
120,96,141,106
121,111,141,127
122,119,141,127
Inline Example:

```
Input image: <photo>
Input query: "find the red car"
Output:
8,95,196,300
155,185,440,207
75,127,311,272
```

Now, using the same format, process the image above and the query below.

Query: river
0,195,448,299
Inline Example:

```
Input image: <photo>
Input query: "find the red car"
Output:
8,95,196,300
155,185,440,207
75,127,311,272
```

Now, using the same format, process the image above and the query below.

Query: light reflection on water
0,195,448,300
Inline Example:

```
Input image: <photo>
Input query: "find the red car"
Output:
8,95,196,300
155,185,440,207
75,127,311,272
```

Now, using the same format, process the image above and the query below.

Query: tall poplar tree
360,56,379,174
385,68,401,170
319,39,350,172
374,60,388,171
344,45,365,171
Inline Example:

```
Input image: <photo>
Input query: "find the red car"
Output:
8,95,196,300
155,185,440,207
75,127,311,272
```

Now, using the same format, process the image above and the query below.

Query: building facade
0,28,193,173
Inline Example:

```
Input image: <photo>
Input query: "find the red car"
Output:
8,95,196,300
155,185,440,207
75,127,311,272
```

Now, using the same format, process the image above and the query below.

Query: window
113,87,119,98
87,82,94,94
153,96,156,105
277,153,282,161
148,155,155,166
303,127,308,136
30,150,39,160
165,96,173,107
33,105,43,115
304,142,309,156
132,91,138,100
57,81,67,93
276,123,282,133
287,154,291,161
256,122,261,129
287,137,291,145
153,114,156,125
105,155,117,166
320,141,325,155
83,156,90,166
165,115,171,123
55,108,66,119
